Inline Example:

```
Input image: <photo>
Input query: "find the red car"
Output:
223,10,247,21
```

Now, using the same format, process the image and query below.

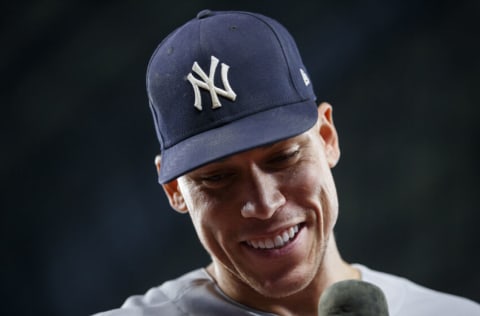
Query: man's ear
317,102,340,167
155,155,188,214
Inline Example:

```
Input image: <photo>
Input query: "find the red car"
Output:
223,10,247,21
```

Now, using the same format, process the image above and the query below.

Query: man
95,10,479,316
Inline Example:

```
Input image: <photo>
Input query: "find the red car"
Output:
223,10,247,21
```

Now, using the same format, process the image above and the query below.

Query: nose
240,166,286,219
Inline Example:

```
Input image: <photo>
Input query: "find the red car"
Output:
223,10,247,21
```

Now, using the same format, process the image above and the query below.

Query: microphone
318,280,389,316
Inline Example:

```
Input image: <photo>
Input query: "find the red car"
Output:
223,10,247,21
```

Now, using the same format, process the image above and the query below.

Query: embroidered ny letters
187,56,237,110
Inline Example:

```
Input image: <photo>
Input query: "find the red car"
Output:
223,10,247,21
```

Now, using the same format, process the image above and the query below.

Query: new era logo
187,55,237,111
300,68,310,86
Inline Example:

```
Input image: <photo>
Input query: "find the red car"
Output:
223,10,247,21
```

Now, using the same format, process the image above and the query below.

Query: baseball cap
147,10,318,184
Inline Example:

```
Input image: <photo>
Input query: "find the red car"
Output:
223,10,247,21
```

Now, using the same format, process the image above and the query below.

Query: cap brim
158,100,318,184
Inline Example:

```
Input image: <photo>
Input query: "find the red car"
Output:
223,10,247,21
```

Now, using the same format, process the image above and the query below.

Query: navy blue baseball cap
147,10,318,184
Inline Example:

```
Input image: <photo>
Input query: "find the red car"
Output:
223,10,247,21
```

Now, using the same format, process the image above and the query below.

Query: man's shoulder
355,264,480,316
92,269,212,316
92,268,270,316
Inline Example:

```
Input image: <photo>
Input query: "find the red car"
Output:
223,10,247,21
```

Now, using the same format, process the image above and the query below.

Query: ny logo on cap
187,55,237,111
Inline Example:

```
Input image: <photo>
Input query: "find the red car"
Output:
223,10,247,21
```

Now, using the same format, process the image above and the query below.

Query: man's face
163,105,340,301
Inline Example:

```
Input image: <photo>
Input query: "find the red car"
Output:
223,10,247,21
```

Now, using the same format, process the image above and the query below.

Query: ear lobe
155,155,188,214
162,180,189,213
317,102,341,167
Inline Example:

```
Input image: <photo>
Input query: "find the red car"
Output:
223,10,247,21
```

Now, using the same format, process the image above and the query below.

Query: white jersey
354,264,480,315
93,265,480,315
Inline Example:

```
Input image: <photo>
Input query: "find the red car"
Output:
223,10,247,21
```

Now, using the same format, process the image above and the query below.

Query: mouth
244,224,303,250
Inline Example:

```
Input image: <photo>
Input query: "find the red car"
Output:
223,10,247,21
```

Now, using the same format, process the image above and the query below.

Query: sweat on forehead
146,10,318,184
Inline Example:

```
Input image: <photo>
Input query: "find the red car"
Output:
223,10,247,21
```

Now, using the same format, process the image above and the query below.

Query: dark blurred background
1,0,479,315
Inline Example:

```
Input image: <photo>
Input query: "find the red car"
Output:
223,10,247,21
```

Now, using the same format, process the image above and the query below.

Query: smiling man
166,118,354,315
95,9,479,316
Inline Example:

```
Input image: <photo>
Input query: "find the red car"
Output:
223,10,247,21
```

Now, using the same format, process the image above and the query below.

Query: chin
248,266,317,299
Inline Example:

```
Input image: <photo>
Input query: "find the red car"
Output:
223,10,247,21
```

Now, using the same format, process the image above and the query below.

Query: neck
207,236,360,316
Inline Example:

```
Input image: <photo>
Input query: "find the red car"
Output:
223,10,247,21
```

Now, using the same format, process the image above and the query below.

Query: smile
245,224,300,250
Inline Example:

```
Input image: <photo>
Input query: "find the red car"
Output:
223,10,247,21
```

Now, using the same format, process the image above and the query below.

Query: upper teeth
246,225,299,249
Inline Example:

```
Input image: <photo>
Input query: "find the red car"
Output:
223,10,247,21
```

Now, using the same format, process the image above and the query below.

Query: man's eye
202,174,227,182
200,173,233,187
269,150,300,165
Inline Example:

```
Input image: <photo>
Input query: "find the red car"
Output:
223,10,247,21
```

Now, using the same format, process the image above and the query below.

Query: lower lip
242,224,305,258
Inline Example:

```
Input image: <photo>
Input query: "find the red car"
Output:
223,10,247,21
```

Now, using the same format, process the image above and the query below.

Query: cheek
178,187,216,244
287,161,324,198
187,206,219,259
184,191,231,253
320,183,339,229
289,162,339,228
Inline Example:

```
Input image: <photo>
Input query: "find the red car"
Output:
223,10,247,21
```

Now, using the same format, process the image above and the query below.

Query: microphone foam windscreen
318,279,389,316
